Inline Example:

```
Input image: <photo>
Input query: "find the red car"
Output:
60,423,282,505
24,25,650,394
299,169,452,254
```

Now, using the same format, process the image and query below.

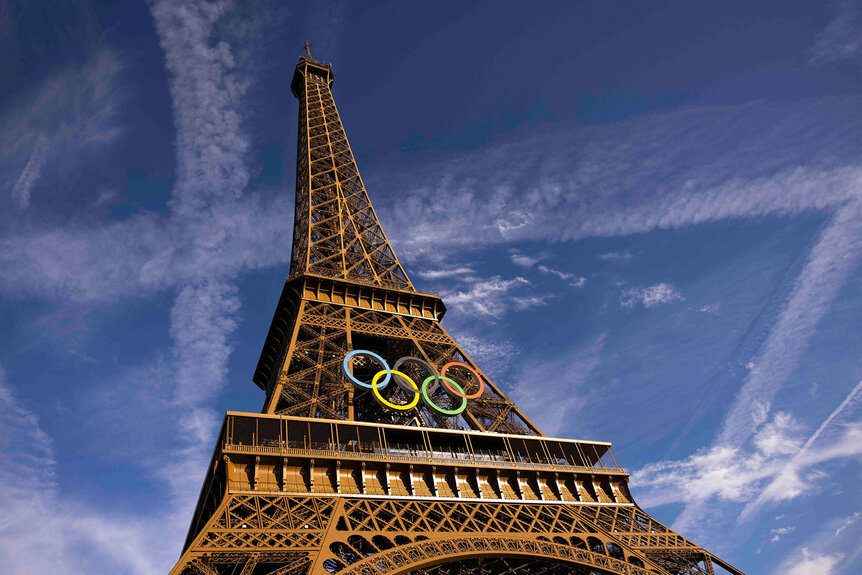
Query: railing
221,441,624,474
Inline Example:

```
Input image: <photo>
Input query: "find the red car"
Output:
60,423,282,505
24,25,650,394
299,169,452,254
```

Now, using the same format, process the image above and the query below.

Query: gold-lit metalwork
170,48,745,575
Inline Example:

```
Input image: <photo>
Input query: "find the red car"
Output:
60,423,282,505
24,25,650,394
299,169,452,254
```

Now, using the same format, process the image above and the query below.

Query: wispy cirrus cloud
772,509,862,575
769,525,795,543
630,380,862,541
0,364,178,574
447,329,517,381
597,251,633,260
510,334,606,436
783,549,844,575
538,264,574,280
0,49,122,210
0,4,295,571
151,0,250,216
510,251,546,268
621,282,684,308
439,275,533,318
809,0,862,66
739,379,862,520
149,0,283,536
383,99,862,261
417,265,476,280
11,132,48,208
694,302,721,314
717,201,862,449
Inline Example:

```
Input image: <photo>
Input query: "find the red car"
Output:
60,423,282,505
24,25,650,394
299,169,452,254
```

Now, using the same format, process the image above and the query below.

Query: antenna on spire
304,41,312,59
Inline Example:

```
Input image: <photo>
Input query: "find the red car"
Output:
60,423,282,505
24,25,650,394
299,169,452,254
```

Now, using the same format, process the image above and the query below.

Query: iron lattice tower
171,49,745,575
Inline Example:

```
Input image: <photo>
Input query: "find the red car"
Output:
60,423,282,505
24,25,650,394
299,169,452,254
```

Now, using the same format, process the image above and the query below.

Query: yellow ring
372,370,420,410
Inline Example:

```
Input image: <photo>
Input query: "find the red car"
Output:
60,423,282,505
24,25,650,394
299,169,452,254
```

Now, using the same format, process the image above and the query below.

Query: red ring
440,361,485,399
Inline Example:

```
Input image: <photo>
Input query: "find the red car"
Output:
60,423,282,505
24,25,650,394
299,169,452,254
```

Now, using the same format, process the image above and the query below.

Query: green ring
422,375,468,416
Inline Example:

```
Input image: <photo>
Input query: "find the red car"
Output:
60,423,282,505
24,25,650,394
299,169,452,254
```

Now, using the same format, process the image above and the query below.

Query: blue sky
1,1,861,573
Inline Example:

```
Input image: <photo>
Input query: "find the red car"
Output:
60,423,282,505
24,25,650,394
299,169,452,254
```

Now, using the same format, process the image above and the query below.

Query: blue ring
343,349,391,390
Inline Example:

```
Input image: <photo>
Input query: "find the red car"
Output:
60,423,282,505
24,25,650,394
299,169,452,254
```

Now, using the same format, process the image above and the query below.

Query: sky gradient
1,1,861,573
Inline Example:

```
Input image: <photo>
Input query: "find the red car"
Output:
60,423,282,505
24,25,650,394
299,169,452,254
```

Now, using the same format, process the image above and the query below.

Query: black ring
393,356,440,394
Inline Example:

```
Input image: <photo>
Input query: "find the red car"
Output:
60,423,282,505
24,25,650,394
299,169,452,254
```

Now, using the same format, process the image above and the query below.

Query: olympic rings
342,350,484,416
440,362,485,399
372,370,421,410
343,350,390,390
393,356,440,394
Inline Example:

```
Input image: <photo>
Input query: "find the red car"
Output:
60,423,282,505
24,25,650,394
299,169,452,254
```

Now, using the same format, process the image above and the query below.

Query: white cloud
383,100,862,263
597,251,633,260
621,282,684,308
11,132,47,208
769,526,796,543
571,276,586,288
0,364,181,574
417,266,475,280
718,202,862,448
1,49,122,210
695,302,721,314
510,252,545,268
170,282,241,406
512,295,549,309
147,0,271,533
740,379,862,520
439,276,531,318
785,548,843,575
373,94,862,544
151,0,250,215
374,101,862,510
771,509,862,575
629,381,862,539
809,0,862,66
538,264,574,280
835,512,859,536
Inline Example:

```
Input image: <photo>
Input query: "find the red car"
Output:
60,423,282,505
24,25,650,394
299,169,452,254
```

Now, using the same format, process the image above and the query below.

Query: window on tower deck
384,428,426,457
258,417,281,448
469,434,508,462
309,421,332,450
358,426,382,454
427,431,471,461
287,419,309,450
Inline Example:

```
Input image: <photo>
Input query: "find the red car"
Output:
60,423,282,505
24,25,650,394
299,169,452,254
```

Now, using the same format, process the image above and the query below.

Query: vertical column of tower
290,56,413,290
290,61,311,277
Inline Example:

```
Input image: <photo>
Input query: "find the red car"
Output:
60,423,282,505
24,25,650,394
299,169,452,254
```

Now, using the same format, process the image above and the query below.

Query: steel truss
170,50,745,575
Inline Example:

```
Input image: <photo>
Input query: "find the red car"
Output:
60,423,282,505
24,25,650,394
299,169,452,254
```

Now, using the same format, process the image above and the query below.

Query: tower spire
289,49,412,290
304,40,311,59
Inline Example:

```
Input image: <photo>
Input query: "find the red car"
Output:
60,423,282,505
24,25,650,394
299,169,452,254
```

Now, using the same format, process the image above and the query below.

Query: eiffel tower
170,46,745,575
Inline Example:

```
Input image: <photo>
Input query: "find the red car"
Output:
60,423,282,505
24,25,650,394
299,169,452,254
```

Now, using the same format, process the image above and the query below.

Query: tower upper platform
290,53,333,97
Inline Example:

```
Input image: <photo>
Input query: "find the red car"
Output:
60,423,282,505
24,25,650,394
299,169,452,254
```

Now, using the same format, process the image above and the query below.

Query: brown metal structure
170,50,745,575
